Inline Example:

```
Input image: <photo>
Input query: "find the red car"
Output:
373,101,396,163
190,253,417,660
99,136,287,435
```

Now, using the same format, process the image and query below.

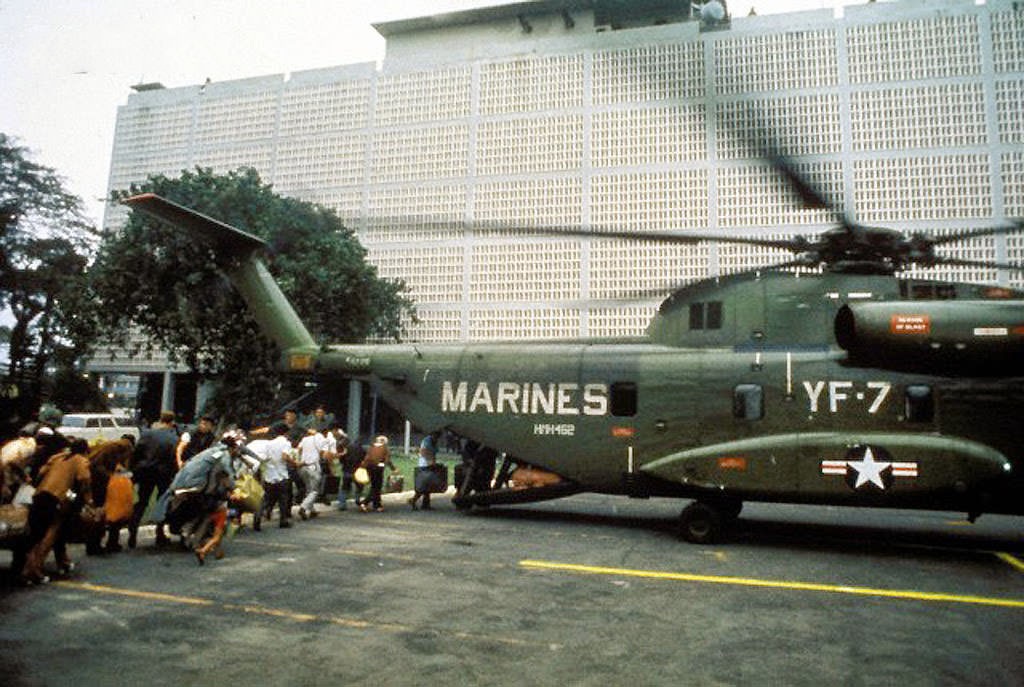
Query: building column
160,370,175,414
195,380,215,418
347,379,362,441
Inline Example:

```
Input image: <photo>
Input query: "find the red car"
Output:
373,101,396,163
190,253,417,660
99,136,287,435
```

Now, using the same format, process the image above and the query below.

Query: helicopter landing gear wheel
679,501,724,544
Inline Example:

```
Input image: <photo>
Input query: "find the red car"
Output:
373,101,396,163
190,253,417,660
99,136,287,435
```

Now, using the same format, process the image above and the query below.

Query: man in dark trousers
281,409,306,504
128,410,179,548
335,432,365,511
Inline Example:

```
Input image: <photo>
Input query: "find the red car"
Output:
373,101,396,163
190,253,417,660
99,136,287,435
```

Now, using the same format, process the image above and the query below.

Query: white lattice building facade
103,0,1024,344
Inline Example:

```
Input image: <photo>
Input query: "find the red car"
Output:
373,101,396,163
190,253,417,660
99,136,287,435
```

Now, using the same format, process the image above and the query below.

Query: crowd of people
0,403,460,586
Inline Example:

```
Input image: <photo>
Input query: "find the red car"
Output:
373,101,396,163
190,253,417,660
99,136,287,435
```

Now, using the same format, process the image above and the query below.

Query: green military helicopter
124,154,1024,544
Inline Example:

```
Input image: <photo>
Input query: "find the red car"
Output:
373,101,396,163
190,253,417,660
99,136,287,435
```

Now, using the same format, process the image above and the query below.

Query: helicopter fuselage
318,335,1023,518
123,193,1024,541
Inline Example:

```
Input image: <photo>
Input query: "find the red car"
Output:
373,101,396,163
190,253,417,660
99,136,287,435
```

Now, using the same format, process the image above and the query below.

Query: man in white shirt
296,427,326,520
260,424,296,528
244,435,270,531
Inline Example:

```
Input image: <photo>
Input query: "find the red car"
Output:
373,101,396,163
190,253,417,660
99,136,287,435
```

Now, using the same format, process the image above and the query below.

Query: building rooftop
373,0,694,37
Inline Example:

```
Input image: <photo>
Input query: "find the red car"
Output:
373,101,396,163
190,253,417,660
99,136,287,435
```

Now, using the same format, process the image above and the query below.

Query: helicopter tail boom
123,194,318,356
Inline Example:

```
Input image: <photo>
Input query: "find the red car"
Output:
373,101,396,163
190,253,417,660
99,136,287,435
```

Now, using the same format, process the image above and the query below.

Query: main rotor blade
471,221,802,252
584,258,815,303
716,257,818,280
919,256,1024,273
743,120,856,231
926,220,1024,246
341,211,814,253
763,151,832,212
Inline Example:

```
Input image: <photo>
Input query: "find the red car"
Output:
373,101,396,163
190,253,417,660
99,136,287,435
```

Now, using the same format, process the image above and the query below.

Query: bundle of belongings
1,435,43,546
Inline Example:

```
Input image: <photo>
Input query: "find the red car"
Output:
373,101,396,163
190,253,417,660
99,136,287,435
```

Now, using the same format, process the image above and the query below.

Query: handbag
353,467,370,485
385,473,405,493
64,503,106,544
229,473,265,513
13,483,35,507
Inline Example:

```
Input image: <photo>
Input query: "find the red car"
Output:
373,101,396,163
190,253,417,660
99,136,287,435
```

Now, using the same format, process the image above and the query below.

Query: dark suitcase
414,464,448,493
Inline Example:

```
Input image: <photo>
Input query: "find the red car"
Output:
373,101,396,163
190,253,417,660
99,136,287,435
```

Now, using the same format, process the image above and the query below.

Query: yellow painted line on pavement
55,581,214,606
221,603,319,623
519,560,1024,609
995,552,1024,573
54,580,545,648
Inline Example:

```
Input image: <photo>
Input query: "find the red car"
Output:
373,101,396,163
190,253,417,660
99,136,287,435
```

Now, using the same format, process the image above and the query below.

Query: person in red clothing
20,439,94,585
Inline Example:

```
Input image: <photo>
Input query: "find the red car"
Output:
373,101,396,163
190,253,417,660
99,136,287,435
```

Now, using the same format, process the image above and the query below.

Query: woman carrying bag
359,436,396,512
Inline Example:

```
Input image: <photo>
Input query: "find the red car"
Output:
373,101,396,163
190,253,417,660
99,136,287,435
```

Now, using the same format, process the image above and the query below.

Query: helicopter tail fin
122,194,318,356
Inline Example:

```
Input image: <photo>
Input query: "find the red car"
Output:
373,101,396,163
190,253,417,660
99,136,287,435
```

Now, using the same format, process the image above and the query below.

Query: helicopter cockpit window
904,385,934,423
610,382,637,417
733,384,764,421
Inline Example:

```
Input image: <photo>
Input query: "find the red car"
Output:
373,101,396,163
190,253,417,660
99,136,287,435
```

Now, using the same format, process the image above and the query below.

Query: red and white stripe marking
820,460,919,477
821,460,848,476
891,462,918,477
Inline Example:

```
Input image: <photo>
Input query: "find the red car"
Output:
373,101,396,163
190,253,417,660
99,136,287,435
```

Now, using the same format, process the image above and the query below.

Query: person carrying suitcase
409,430,442,511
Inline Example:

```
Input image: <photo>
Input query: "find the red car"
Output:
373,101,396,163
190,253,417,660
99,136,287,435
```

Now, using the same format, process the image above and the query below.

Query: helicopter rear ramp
452,482,584,508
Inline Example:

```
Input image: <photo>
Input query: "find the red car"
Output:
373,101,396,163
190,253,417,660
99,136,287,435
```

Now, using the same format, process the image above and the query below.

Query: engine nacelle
835,301,1024,370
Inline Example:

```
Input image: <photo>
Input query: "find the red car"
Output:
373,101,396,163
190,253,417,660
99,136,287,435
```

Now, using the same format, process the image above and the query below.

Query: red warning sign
890,314,930,334
717,457,747,471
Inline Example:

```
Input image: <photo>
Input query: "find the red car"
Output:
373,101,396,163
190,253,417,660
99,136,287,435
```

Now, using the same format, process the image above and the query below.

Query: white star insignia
847,446,891,489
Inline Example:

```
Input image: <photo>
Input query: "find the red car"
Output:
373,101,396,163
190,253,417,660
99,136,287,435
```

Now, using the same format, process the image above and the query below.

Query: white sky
0,0,847,227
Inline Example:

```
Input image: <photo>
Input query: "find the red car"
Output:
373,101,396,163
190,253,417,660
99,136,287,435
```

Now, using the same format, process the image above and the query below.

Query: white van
56,413,140,443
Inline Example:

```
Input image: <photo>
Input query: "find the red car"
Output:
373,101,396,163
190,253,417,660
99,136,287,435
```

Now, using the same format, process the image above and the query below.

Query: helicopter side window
733,384,764,421
904,385,934,423
706,301,722,329
610,382,637,417
689,301,723,331
689,303,704,330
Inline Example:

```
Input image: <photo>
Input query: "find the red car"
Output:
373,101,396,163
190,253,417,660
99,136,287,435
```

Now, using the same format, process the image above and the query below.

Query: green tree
0,133,98,426
89,167,415,425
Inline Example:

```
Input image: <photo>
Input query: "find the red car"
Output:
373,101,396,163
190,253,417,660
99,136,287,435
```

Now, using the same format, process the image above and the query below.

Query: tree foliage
0,133,98,413
88,167,415,424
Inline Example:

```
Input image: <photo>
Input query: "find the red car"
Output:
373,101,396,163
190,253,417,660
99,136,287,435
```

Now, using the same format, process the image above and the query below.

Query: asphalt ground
2,491,1023,687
